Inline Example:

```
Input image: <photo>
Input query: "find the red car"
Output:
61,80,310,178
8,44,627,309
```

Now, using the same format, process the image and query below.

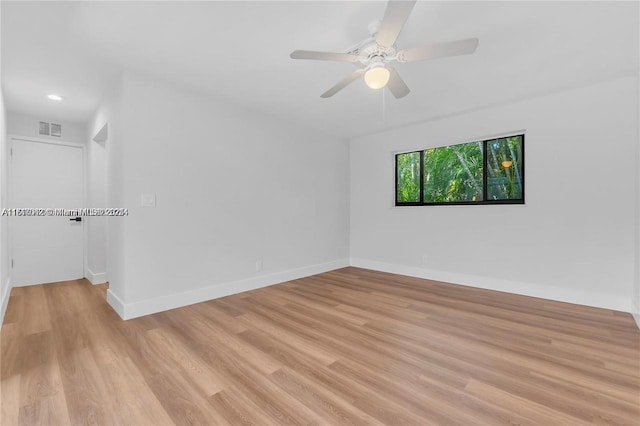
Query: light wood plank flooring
1,267,639,425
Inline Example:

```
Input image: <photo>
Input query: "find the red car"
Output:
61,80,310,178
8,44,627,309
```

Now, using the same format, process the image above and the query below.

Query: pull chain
382,87,386,122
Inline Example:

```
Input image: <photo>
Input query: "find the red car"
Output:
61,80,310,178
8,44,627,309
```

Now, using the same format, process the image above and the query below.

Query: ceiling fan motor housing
367,56,386,71
358,42,397,67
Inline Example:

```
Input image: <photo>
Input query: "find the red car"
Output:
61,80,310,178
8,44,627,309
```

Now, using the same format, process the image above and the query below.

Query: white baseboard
107,288,126,319
632,313,640,331
350,258,631,313
86,269,108,285
0,277,12,327
109,259,349,320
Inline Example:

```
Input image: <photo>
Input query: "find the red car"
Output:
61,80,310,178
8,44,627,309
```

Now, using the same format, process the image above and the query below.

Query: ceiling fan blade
376,0,417,48
290,50,362,62
321,69,365,98
386,67,410,99
397,38,479,63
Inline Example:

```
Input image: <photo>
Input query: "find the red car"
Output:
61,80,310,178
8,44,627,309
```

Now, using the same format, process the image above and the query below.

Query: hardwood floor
1,267,639,425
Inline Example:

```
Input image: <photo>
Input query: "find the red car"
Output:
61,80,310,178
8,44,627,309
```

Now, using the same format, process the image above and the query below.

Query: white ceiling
2,1,638,138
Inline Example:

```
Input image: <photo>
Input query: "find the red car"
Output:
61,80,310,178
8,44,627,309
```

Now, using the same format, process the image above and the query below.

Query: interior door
10,138,84,286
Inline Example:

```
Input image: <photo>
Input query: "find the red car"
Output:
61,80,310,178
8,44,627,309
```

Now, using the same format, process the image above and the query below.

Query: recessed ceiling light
47,94,63,101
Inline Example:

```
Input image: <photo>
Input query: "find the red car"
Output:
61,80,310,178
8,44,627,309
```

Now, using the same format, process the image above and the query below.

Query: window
395,134,524,206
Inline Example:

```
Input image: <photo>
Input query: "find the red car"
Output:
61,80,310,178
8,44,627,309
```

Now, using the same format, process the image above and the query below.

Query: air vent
38,121,62,137
38,121,50,136
50,123,62,137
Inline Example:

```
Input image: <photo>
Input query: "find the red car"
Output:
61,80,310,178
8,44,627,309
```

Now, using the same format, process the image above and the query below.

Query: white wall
0,0,10,323
102,71,349,318
634,67,640,326
7,111,86,144
350,76,638,312
87,76,125,295
86,81,117,286
86,114,108,284
0,77,9,324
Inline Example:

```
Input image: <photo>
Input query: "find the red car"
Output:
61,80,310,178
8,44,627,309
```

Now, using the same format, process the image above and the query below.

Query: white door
10,138,84,286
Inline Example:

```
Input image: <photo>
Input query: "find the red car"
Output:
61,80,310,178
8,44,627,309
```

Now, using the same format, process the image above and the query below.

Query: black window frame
395,134,525,206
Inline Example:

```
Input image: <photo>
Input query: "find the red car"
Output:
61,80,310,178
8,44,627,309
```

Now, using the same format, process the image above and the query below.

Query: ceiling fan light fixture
364,65,390,90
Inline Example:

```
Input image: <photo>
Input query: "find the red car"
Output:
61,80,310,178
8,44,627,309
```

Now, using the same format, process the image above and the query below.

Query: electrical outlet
421,254,429,265
255,260,263,272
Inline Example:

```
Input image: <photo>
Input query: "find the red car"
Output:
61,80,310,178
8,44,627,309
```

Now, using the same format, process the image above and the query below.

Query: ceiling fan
290,0,479,99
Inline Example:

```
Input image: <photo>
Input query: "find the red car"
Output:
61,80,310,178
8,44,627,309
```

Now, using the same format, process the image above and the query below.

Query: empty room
0,0,639,425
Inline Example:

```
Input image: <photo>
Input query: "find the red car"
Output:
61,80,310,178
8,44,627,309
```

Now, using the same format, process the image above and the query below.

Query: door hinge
11,259,13,268
10,148,13,158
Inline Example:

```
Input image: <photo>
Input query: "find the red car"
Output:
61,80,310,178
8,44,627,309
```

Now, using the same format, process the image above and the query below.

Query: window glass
396,152,421,203
423,142,483,203
486,136,524,201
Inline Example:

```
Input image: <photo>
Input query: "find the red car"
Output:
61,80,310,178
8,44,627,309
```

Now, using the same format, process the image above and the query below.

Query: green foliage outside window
396,152,420,203
395,135,524,205
423,142,483,203
486,136,523,200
